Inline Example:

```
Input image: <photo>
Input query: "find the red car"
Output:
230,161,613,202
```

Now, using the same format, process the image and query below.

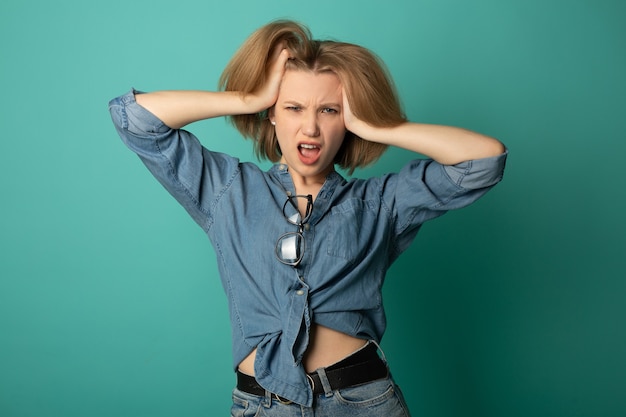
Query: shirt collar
268,164,344,222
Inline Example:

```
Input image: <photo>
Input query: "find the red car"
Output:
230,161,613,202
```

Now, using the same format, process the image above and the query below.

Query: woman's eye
322,108,338,114
286,106,301,111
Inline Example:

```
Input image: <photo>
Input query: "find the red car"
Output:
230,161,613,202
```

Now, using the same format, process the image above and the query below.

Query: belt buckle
272,373,318,404
273,393,293,405
306,373,316,393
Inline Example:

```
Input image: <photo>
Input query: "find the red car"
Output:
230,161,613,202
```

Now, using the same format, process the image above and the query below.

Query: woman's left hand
342,89,376,140
341,89,505,164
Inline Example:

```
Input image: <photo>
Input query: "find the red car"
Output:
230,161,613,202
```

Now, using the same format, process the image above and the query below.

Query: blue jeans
230,376,411,417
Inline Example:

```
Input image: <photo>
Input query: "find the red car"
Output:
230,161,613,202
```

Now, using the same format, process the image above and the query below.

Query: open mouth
298,143,321,164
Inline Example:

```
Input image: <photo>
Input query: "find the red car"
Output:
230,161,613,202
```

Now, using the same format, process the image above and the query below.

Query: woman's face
270,69,346,183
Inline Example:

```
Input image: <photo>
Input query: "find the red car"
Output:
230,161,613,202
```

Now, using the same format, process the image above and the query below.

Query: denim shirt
109,89,507,406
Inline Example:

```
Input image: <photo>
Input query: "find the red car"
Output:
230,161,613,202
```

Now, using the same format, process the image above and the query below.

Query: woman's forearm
352,121,505,165
135,90,260,129
342,92,505,165
134,50,291,129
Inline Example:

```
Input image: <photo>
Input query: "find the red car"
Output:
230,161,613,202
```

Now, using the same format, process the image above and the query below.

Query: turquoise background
1,0,625,416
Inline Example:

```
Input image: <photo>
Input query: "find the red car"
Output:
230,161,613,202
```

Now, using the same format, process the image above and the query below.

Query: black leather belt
236,342,388,399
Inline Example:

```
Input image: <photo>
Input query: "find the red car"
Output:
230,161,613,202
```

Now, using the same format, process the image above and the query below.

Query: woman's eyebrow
281,100,341,107
281,100,303,106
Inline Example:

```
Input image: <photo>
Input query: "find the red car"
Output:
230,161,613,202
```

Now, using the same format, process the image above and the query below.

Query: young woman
109,20,506,417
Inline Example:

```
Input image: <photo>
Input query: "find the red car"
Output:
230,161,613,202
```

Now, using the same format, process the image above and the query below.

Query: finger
269,42,284,62
341,88,359,130
342,88,352,116
277,48,291,64
269,42,291,65
267,50,291,86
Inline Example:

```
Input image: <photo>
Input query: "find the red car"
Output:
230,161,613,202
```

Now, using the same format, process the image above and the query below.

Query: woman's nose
302,111,320,137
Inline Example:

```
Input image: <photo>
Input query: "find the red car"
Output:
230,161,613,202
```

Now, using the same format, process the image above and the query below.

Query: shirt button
296,289,304,296
304,224,310,231
286,191,292,196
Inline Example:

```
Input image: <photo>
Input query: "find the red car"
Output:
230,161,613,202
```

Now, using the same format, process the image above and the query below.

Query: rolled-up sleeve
443,151,508,190
386,150,508,254
108,89,240,230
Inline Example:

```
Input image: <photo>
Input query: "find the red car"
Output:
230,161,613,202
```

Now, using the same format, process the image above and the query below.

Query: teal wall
1,0,624,416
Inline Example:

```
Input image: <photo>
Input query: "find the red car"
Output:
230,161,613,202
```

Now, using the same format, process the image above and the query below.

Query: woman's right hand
244,45,292,113
133,45,291,129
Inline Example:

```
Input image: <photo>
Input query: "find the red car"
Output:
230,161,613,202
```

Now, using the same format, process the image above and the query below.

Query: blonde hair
219,20,406,173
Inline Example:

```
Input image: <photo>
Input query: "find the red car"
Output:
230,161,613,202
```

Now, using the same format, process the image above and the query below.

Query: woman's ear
268,108,276,125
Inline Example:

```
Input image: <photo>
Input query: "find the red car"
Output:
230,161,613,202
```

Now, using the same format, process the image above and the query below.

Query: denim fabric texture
231,376,411,417
109,89,507,406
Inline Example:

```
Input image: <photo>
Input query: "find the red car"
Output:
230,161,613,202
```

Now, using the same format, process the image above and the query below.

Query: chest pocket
326,198,377,264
